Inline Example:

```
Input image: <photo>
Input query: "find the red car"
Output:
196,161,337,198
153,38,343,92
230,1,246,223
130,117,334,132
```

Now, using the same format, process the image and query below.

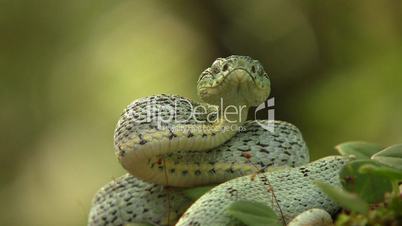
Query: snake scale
88,56,350,226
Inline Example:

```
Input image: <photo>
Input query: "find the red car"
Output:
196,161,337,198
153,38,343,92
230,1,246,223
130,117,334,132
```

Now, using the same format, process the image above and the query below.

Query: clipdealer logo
133,97,275,132
254,97,275,132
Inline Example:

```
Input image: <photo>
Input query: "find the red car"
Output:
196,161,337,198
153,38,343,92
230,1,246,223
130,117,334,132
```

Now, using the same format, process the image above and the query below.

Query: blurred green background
1,0,401,225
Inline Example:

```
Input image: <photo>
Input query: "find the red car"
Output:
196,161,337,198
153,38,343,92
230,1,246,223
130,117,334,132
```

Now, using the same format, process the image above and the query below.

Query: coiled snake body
89,56,349,226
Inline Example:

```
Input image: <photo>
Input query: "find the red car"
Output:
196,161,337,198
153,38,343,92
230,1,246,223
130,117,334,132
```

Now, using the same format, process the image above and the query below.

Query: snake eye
222,64,228,72
251,66,256,73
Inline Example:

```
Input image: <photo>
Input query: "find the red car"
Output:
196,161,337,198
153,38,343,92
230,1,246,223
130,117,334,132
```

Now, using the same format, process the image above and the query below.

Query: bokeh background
1,0,401,225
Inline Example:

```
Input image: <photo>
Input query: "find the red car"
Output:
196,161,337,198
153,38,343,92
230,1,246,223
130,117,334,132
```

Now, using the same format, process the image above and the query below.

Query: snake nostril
251,66,256,73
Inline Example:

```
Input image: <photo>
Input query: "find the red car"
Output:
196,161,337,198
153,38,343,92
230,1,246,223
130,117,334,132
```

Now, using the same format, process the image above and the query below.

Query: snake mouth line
229,68,255,80
216,68,256,88
199,69,258,96
199,68,265,107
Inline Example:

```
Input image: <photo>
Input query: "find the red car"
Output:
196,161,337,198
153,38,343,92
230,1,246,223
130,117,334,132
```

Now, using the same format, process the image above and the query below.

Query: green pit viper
88,56,351,226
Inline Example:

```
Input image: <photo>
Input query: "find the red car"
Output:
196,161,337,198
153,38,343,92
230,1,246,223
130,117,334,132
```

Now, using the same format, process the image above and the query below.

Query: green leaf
181,185,215,201
340,160,393,203
359,164,402,181
371,144,402,170
335,141,382,159
315,181,369,214
226,200,281,226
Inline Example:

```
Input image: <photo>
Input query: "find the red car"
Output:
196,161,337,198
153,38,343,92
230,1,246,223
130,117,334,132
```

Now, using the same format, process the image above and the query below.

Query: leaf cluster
318,142,402,226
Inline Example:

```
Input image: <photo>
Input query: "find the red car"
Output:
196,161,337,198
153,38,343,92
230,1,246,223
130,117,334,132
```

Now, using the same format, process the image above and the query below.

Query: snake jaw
197,55,271,107
198,69,270,107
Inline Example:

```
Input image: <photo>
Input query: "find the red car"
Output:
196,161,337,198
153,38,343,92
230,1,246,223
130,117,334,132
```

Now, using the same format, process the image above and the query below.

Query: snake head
197,55,271,107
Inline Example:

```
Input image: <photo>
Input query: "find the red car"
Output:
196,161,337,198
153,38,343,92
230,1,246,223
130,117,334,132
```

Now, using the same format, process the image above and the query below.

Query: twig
242,152,286,225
